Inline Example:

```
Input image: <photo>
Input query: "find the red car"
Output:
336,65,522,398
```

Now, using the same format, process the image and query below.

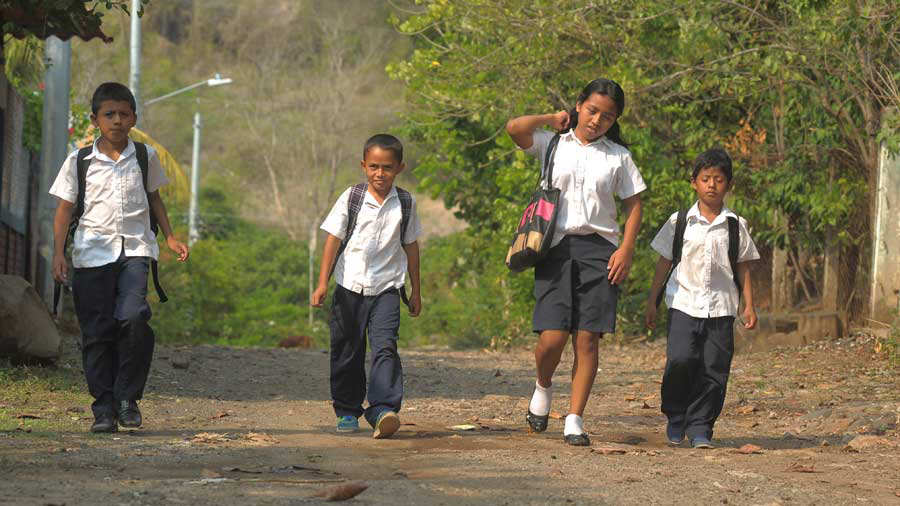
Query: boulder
0,275,61,362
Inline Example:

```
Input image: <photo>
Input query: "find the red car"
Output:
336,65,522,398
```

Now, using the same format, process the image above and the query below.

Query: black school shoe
117,400,142,428
90,413,118,433
526,410,549,433
563,433,591,446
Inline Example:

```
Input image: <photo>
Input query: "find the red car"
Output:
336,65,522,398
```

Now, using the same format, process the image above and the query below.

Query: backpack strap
396,186,412,246
655,209,688,308
133,141,168,303
542,134,562,188
54,147,93,316
328,183,367,280
727,215,742,296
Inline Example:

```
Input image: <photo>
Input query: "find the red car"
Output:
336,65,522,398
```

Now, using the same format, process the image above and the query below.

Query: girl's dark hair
565,78,627,148
91,82,136,114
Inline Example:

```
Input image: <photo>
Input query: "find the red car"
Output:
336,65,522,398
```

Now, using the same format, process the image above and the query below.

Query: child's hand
167,236,189,262
408,290,421,317
549,110,570,131
742,305,757,329
52,253,68,283
645,303,657,330
311,284,328,307
607,247,634,285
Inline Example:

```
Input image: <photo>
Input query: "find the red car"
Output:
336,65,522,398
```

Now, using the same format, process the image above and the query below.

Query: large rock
0,275,61,362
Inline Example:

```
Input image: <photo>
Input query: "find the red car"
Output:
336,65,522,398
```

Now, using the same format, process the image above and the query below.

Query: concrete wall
870,141,900,322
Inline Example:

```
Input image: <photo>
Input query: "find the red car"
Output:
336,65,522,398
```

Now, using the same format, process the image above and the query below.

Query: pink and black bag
505,133,562,272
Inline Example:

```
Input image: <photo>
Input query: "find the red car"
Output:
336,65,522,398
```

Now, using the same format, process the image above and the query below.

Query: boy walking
311,134,422,438
50,83,189,433
645,148,758,448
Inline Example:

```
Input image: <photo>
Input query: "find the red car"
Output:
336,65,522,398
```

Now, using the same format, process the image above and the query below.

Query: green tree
389,0,900,338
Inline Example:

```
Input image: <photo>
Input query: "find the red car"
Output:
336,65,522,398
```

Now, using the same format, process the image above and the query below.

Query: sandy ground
1,331,898,506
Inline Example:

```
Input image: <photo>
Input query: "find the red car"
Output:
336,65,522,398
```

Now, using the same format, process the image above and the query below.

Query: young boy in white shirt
50,83,189,433
311,134,422,438
645,148,759,448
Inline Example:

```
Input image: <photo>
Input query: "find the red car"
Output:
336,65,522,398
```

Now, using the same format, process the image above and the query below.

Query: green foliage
400,230,534,348
389,0,900,334
0,1,148,41
150,186,325,347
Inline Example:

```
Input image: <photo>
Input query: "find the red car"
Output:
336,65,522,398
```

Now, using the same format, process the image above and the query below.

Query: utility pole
129,0,142,122
37,37,71,308
188,112,201,246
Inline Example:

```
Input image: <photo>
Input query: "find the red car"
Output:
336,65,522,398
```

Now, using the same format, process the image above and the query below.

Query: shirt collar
687,201,737,225
362,185,398,206
85,138,135,162
561,130,609,148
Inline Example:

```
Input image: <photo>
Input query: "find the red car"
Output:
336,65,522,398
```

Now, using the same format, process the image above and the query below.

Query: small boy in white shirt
311,134,422,438
645,148,759,448
50,83,189,433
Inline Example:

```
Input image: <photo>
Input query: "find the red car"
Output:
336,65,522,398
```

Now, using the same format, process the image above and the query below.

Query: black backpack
655,209,741,308
328,183,413,306
53,142,167,315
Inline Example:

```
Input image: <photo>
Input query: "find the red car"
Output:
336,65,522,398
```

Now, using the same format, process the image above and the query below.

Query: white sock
528,381,551,416
564,414,584,436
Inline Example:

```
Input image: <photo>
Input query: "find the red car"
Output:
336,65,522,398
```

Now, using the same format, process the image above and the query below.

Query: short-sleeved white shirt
523,129,647,247
49,139,169,268
321,185,423,296
650,202,760,318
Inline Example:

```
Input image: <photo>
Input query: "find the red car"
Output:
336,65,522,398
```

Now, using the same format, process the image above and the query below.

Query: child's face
575,92,618,142
91,100,136,146
361,146,404,195
691,166,731,208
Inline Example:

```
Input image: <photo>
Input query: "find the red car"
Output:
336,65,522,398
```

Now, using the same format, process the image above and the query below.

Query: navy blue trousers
661,309,735,440
329,285,403,427
72,252,154,418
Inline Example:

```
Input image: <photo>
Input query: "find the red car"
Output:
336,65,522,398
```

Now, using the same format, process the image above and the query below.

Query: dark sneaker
526,410,549,433
90,413,118,433
373,411,400,439
563,433,591,446
690,436,714,449
117,400,142,428
336,416,359,433
666,417,685,446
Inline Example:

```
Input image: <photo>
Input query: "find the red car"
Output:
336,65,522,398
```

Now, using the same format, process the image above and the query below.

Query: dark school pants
329,285,403,427
72,252,154,418
660,308,735,440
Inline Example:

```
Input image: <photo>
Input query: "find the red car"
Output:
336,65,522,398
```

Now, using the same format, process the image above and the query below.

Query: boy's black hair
91,82,136,115
363,133,403,163
692,148,733,182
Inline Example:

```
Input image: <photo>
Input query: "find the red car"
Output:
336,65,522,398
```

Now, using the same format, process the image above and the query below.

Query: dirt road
1,332,898,505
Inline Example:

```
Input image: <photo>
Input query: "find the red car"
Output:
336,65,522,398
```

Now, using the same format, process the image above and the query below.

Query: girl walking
505,78,645,446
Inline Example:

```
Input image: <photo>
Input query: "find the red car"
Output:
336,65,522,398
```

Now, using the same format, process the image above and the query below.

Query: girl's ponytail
604,121,628,149
564,107,578,134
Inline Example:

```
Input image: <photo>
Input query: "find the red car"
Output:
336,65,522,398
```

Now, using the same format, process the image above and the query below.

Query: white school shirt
49,139,169,268
321,186,423,296
650,202,760,318
523,129,647,247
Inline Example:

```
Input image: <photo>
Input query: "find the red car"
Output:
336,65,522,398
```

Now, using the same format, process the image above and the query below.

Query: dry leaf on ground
733,444,764,454
786,462,817,473
591,443,638,455
190,432,229,444
312,481,368,501
447,424,478,431
549,411,563,420
244,432,278,445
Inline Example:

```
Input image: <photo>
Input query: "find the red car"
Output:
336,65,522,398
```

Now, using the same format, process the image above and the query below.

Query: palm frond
130,127,191,204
